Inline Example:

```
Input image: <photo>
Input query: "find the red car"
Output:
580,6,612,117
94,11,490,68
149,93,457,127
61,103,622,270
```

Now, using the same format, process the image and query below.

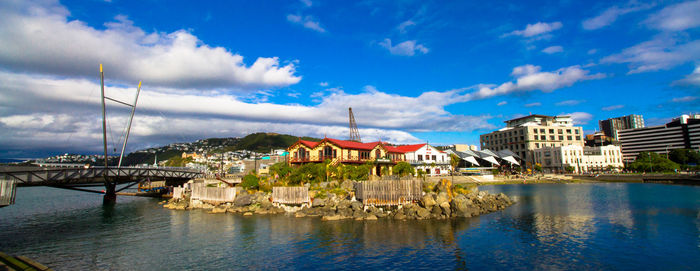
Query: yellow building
287,137,407,176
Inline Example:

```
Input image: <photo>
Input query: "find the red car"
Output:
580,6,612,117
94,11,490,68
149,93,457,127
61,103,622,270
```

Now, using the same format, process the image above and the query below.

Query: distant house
395,144,450,176
287,137,406,176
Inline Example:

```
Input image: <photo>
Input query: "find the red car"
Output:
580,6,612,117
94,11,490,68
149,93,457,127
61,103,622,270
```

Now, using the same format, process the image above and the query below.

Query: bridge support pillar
103,182,116,205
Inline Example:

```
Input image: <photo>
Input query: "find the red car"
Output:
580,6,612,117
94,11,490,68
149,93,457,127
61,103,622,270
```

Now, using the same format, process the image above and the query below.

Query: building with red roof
395,143,450,176
287,137,408,176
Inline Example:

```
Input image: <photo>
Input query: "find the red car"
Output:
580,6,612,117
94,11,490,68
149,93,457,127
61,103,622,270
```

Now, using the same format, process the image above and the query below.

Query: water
1,183,699,270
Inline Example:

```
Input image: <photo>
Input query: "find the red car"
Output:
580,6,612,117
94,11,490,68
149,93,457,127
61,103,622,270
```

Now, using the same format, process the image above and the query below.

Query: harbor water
1,183,699,270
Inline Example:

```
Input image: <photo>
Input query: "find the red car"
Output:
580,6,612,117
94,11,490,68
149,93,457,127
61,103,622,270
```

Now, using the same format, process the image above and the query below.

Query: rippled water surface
1,183,699,270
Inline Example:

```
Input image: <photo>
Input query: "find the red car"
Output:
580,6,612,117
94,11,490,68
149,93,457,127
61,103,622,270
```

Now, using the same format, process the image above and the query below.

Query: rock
439,202,451,217
416,207,431,219
175,205,186,210
431,205,442,216
338,207,353,218
350,201,363,211
312,197,326,207
365,214,378,220
211,207,227,214
421,193,437,209
322,215,343,221
295,212,306,218
329,180,339,188
234,193,253,207
353,209,368,219
435,192,450,207
340,180,354,191
243,212,253,216
393,212,407,220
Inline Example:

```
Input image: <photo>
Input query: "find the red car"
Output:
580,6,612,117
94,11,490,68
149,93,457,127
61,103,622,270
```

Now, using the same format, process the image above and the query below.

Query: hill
121,132,319,166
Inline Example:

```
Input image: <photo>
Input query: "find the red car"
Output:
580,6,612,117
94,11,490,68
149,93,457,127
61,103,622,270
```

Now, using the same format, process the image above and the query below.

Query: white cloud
671,96,698,102
287,14,326,33
602,36,700,73
524,102,541,107
588,49,598,55
319,82,329,87
0,1,301,89
602,105,625,111
0,71,498,154
582,1,655,30
379,39,429,56
556,100,585,106
497,101,507,106
397,20,416,33
542,46,564,54
562,112,593,125
300,0,312,8
673,66,700,86
645,0,700,31
468,65,605,100
503,22,562,38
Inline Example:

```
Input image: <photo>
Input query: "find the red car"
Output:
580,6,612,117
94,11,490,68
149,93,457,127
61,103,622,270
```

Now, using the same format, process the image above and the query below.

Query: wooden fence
355,179,422,206
190,183,237,204
272,186,310,205
0,180,17,207
172,186,185,200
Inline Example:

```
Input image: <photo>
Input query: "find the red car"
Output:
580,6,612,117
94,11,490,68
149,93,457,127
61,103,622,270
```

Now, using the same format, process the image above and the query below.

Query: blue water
1,183,699,270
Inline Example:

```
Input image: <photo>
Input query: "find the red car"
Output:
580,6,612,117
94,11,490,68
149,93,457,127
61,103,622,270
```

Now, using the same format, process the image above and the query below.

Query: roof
505,114,555,123
394,143,426,152
290,137,406,153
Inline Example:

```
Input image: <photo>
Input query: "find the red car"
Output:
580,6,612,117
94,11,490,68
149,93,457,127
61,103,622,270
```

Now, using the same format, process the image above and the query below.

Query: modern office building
617,114,700,163
532,145,624,173
599,114,644,140
480,114,584,168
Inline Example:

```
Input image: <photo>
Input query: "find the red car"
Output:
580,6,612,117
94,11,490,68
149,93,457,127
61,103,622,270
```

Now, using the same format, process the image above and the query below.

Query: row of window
417,154,443,161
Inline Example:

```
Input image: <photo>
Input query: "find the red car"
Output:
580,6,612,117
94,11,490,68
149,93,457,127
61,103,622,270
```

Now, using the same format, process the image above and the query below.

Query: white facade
403,144,450,176
533,145,624,173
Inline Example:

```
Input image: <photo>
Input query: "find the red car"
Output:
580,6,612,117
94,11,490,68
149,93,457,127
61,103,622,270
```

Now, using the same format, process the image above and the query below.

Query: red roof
291,137,406,153
394,143,426,152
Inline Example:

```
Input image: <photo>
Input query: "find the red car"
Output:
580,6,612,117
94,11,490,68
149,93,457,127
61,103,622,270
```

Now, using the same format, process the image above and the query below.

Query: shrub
242,173,260,190
393,161,414,176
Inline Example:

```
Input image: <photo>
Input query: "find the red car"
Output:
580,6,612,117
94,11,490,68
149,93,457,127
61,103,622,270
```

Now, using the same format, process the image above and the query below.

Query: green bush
242,173,260,190
629,152,680,172
393,161,414,176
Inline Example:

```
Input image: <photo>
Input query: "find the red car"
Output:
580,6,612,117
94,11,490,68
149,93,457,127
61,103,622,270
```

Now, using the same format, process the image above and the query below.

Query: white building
533,145,624,173
395,144,450,176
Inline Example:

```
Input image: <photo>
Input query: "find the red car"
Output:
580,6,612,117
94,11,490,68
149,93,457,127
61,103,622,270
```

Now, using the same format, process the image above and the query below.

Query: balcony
407,159,450,165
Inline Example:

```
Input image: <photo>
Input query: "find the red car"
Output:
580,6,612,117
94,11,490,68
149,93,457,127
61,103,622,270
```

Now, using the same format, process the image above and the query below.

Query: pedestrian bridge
0,166,203,187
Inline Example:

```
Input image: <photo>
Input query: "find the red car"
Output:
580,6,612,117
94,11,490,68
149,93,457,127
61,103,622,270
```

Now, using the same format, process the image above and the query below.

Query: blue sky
0,0,699,158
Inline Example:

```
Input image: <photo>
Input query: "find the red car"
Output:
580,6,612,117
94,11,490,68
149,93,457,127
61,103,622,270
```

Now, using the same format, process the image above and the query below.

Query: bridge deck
0,167,203,187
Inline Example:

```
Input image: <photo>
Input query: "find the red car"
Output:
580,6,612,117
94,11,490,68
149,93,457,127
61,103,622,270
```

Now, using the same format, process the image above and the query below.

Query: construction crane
348,107,361,142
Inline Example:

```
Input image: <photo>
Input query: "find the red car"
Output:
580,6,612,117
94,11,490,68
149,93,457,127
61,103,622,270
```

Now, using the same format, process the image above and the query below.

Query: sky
0,0,699,159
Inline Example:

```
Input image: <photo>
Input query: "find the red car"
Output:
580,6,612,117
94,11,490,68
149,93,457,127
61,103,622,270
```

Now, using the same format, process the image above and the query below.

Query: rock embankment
163,182,514,220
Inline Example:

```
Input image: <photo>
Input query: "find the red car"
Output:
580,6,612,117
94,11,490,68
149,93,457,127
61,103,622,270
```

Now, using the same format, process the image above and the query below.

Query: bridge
0,166,204,203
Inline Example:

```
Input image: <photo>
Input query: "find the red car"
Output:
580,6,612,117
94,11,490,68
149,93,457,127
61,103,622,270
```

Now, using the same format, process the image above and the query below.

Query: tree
629,152,680,172
565,165,575,173
449,153,460,182
534,163,542,173
669,149,700,167
393,161,414,177
417,168,426,181
269,162,293,178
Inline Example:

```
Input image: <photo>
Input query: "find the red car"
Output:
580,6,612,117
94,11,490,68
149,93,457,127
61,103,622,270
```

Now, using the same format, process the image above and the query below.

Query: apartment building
532,145,624,173
480,115,584,167
599,114,644,140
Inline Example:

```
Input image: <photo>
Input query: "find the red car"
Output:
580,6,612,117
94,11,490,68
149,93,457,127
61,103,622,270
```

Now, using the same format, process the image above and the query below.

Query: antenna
348,107,361,142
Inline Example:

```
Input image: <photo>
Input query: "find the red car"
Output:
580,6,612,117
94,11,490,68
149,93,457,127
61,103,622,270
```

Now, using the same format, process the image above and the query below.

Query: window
558,129,563,134
418,154,423,161
549,129,555,133
540,129,545,133
432,155,436,161
375,149,382,158
566,129,571,134
521,144,525,149
567,136,572,140
576,136,581,140
360,151,370,159
559,136,564,140
536,143,540,148
323,146,333,157
534,129,538,134
575,129,580,134
549,135,555,140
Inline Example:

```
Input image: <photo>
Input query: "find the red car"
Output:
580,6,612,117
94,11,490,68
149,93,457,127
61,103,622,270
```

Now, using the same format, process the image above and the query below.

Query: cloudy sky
0,0,699,158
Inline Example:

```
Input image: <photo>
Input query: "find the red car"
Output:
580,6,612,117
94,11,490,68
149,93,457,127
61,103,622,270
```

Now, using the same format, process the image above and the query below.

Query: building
394,143,449,176
480,114,584,168
449,144,478,152
599,114,644,140
287,137,406,176
532,145,624,173
617,114,700,163
584,132,616,147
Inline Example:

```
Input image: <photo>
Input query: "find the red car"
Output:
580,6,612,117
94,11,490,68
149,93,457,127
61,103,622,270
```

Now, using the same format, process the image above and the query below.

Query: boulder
439,201,451,217
350,201,363,211
234,193,253,207
211,207,227,214
340,180,354,191
435,192,450,207
416,207,431,219
431,205,442,216
365,214,378,220
295,212,306,218
312,197,326,207
420,193,437,209
243,212,253,216
393,212,407,220
322,215,343,221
